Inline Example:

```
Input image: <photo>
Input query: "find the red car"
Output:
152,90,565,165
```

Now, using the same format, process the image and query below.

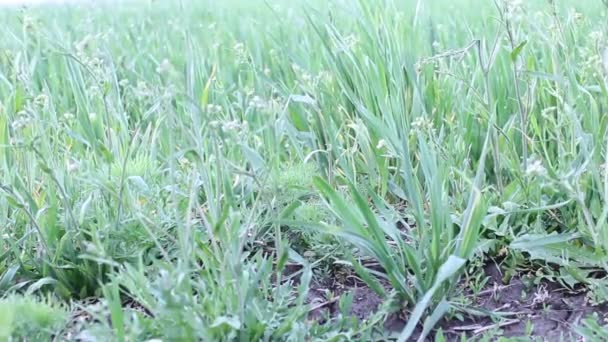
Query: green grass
1,0,608,340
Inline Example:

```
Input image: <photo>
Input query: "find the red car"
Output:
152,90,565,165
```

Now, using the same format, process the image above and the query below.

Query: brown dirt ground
306,270,386,323
437,262,608,341
306,261,608,341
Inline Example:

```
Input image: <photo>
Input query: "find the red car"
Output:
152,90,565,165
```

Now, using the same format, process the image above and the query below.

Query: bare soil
307,261,608,341
306,270,386,323
437,262,608,341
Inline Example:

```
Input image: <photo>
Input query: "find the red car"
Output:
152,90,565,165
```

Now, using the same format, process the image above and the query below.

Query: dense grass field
2,0,608,340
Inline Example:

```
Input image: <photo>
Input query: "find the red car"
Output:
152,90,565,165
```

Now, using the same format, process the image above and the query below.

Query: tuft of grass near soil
2,0,608,340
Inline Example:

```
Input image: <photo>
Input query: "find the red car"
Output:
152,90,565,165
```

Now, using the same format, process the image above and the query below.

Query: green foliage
0,295,68,340
575,313,608,340
0,0,608,340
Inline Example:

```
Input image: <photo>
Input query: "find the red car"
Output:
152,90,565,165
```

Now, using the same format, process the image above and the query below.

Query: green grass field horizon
2,0,608,340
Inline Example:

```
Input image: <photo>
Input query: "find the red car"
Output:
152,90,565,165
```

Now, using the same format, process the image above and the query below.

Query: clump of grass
0,294,68,340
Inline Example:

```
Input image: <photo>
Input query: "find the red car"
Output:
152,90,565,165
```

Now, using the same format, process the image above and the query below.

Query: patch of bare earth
305,261,608,341
305,268,386,324
439,262,608,341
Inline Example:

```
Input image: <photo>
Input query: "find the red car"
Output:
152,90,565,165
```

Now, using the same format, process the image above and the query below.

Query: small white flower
206,104,222,114
89,57,103,70
75,34,93,51
343,34,359,50
318,70,333,84
505,0,523,10
233,42,248,63
34,94,48,107
602,47,608,75
178,157,191,169
222,120,241,131
67,159,80,173
11,119,27,130
156,58,173,74
503,0,524,19
248,95,267,109
23,15,35,30
11,111,31,130
135,81,152,97
525,158,546,176
376,139,387,150
412,116,433,131
600,161,608,175
234,42,245,51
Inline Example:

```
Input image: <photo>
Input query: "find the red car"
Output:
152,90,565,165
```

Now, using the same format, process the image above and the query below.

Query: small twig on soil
476,283,518,296
308,296,341,313
473,319,520,335
450,318,520,334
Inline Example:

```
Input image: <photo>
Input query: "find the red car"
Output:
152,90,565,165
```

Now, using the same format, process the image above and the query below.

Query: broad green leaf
351,255,386,297
398,256,465,342
25,278,57,295
510,40,527,62
240,144,266,172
